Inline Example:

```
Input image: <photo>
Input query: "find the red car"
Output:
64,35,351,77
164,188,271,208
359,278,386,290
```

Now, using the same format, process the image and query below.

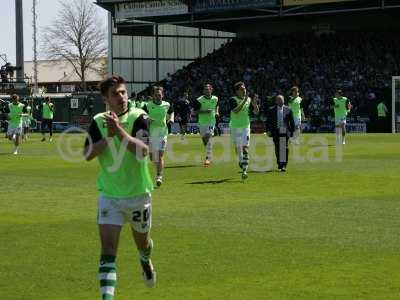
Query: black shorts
41,119,53,130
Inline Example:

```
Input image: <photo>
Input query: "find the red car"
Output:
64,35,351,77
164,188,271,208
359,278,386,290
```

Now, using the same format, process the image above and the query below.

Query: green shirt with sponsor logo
144,100,172,137
93,109,153,198
229,96,252,129
288,96,302,119
377,102,387,117
334,97,349,118
8,102,25,127
42,102,54,119
196,95,218,126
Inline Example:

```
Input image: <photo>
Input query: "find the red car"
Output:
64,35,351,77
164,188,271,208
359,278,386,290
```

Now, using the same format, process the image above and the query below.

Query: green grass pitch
1,133,400,299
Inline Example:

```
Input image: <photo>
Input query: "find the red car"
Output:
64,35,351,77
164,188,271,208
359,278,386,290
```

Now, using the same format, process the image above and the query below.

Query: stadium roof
97,0,400,32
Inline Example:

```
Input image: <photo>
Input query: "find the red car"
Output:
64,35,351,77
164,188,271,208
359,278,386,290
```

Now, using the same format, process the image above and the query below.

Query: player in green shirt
128,92,147,110
377,101,388,132
230,82,259,180
143,86,174,187
127,91,136,109
135,95,146,110
84,75,156,299
288,86,303,145
22,100,32,141
40,97,54,142
333,89,352,145
6,94,26,154
193,84,219,166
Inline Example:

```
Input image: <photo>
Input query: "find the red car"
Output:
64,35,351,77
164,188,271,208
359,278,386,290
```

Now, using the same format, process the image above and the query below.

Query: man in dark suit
266,95,295,172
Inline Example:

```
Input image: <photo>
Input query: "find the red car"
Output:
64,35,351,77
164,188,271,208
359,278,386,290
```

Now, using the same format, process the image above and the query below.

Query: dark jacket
266,105,295,136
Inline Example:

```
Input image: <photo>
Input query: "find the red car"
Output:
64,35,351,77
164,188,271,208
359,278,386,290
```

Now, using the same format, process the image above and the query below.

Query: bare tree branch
41,0,107,91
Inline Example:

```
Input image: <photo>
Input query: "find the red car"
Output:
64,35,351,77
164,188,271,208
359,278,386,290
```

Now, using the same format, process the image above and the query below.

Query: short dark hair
291,86,299,93
152,86,164,95
130,91,136,98
234,82,245,92
99,75,126,96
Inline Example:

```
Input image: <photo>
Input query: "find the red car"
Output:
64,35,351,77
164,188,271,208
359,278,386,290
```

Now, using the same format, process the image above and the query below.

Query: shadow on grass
236,169,274,174
165,164,198,169
248,170,274,174
186,178,234,185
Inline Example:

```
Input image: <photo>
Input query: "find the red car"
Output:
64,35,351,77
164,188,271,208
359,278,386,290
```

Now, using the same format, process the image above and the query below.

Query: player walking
193,84,219,166
5,94,26,154
333,89,352,145
175,92,192,140
40,96,54,142
84,75,156,300
143,86,174,187
288,86,303,145
229,82,259,179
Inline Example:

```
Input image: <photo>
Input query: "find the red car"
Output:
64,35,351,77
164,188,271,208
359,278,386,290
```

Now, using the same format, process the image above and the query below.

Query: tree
42,0,107,91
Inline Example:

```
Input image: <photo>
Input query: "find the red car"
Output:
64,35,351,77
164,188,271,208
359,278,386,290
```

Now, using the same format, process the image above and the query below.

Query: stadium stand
150,31,399,128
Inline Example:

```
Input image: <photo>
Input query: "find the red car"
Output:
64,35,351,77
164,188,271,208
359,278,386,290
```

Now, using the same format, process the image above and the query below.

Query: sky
0,0,108,65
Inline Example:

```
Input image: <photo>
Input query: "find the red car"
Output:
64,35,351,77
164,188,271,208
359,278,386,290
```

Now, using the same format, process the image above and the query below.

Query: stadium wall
111,24,235,94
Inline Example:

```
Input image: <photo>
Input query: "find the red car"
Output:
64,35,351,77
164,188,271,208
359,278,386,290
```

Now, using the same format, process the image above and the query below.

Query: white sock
206,141,212,160
294,129,300,144
237,148,243,165
335,128,341,144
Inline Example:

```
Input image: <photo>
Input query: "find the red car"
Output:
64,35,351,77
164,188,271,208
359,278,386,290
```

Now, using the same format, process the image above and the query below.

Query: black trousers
214,116,222,136
167,122,171,134
41,119,53,136
272,133,289,168
377,117,388,133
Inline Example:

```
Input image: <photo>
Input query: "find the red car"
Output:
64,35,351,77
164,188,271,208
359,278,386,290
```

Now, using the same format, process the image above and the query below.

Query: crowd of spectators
151,31,399,127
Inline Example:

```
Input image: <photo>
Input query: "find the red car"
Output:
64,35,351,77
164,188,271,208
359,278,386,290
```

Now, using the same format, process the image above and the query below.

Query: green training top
23,106,32,122
333,97,349,118
229,96,251,129
42,102,54,119
8,103,25,127
93,109,153,198
145,100,171,137
377,102,387,117
135,100,146,109
197,95,218,126
288,96,302,119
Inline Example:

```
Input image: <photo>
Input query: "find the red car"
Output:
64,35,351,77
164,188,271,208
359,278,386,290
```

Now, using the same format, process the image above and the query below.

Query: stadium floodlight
392,76,400,133
32,0,39,95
